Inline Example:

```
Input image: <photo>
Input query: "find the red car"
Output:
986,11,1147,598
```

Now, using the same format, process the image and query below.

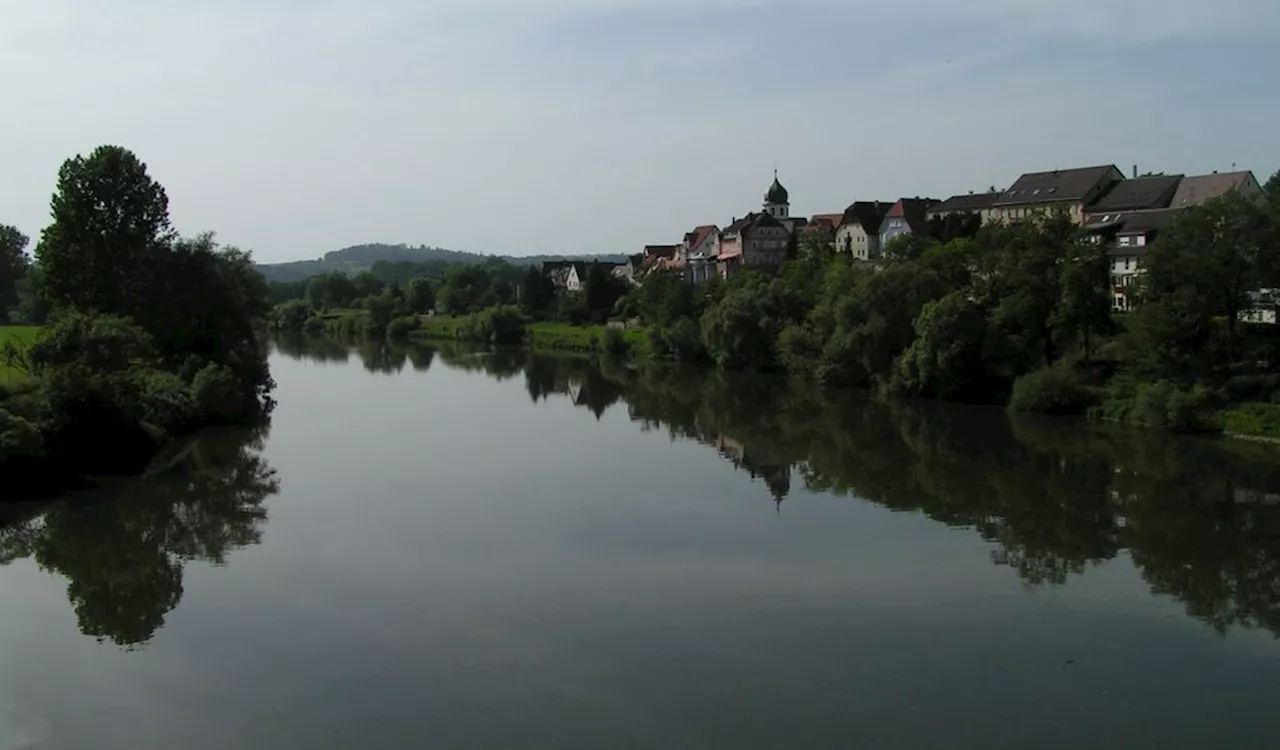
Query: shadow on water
277,334,1280,639
0,427,279,649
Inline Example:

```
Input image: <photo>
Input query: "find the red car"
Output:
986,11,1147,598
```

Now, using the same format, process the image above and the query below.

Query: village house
541,260,576,290
835,201,892,260
879,198,937,248
716,212,789,278
714,173,807,278
1083,169,1265,313
987,165,1124,225
1086,208,1181,312
636,244,677,280
612,254,644,286
678,225,720,286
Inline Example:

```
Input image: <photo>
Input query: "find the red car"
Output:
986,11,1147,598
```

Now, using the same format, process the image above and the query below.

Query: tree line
0,146,275,481
267,253,630,342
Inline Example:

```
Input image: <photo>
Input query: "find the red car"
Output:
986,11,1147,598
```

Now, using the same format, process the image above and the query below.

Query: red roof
806,213,844,231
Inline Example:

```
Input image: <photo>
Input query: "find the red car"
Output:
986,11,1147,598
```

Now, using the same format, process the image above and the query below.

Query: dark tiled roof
928,192,1001,214
724,212,784,235
1114,208,1184,235
643,245,677,258
1084,207,1183,233
1170,171,1259,208
840,201,893,234
994,165,1123,206
1088,175,1182,212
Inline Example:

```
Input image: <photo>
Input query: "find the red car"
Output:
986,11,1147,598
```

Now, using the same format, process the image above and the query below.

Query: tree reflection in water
268,334,1280,638
378,339,1280,639
0,427,279,649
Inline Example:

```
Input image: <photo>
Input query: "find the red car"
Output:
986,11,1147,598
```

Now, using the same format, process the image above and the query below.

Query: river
3,335,1280,749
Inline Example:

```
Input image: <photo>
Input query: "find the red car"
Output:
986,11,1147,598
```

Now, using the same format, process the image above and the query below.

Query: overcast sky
1,0,1277,263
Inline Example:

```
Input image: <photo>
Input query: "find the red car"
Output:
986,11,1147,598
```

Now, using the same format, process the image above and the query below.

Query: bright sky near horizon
1,0,1277,263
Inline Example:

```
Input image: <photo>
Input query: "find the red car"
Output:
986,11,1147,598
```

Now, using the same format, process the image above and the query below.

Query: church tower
763,170,790,219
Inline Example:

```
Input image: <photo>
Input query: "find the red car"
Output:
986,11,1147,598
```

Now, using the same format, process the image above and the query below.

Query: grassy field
0,326,39,383
1221,402,1280,440
412,315,466,339
526,323,647,354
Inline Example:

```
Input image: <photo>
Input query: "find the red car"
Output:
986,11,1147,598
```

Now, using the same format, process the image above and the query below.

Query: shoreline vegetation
269,172,1280,440
0,146,274,497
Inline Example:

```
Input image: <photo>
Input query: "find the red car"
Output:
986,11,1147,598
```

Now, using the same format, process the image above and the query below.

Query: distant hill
256,243,627,283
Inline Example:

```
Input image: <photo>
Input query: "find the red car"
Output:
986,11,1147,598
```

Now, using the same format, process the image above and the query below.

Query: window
1118,236,1131,247
1136,236,1146,246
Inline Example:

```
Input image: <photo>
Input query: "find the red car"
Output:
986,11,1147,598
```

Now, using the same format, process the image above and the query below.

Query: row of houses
547,164,1265,314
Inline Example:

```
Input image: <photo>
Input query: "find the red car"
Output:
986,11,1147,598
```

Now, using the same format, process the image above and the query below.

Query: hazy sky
2,0,1277,263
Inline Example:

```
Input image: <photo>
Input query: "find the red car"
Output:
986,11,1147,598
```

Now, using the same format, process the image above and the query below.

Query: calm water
4,337,1280,749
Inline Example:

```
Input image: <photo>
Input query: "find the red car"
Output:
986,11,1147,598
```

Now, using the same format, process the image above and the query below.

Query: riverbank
269,301,1280,444
411,315,649,355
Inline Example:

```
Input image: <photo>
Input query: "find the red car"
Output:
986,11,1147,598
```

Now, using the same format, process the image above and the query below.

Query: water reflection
278,336,1280,639
0,428,279,648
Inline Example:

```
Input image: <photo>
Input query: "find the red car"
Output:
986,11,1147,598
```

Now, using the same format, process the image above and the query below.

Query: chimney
1132,164,1138,178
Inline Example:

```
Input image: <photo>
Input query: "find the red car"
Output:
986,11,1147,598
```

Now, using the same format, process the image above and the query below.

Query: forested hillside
257,243,626,282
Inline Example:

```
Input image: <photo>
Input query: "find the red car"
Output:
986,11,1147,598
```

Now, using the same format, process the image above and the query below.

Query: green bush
192,363,251,425
1009,364,1096,415
456,305,527,345
386,315,419,339
132,368,197,436
1221,402,1280,438
1098,379,1219,433
268,299,314,331
601,327,629,356
0,407,43,460
647,318,703,362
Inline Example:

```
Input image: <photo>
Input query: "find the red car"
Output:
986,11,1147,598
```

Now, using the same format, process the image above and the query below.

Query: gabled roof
643,244,677,258
1088,175,1182,212
884,198,938,233
1170,171,1259,208
684,224,719,249
928,191,1002,214
1086,208,1184,251
839,201,893,234
994,165,1124,206
805,213,844,232
1112,208,1183,236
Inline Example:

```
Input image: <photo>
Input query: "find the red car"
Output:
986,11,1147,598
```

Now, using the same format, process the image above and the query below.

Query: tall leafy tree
405,276,436,314
1052,236,1114,362
0,224,30,321
36,145,175,317
1136,192,1271,372
583,262,627,323
518,265,556,318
